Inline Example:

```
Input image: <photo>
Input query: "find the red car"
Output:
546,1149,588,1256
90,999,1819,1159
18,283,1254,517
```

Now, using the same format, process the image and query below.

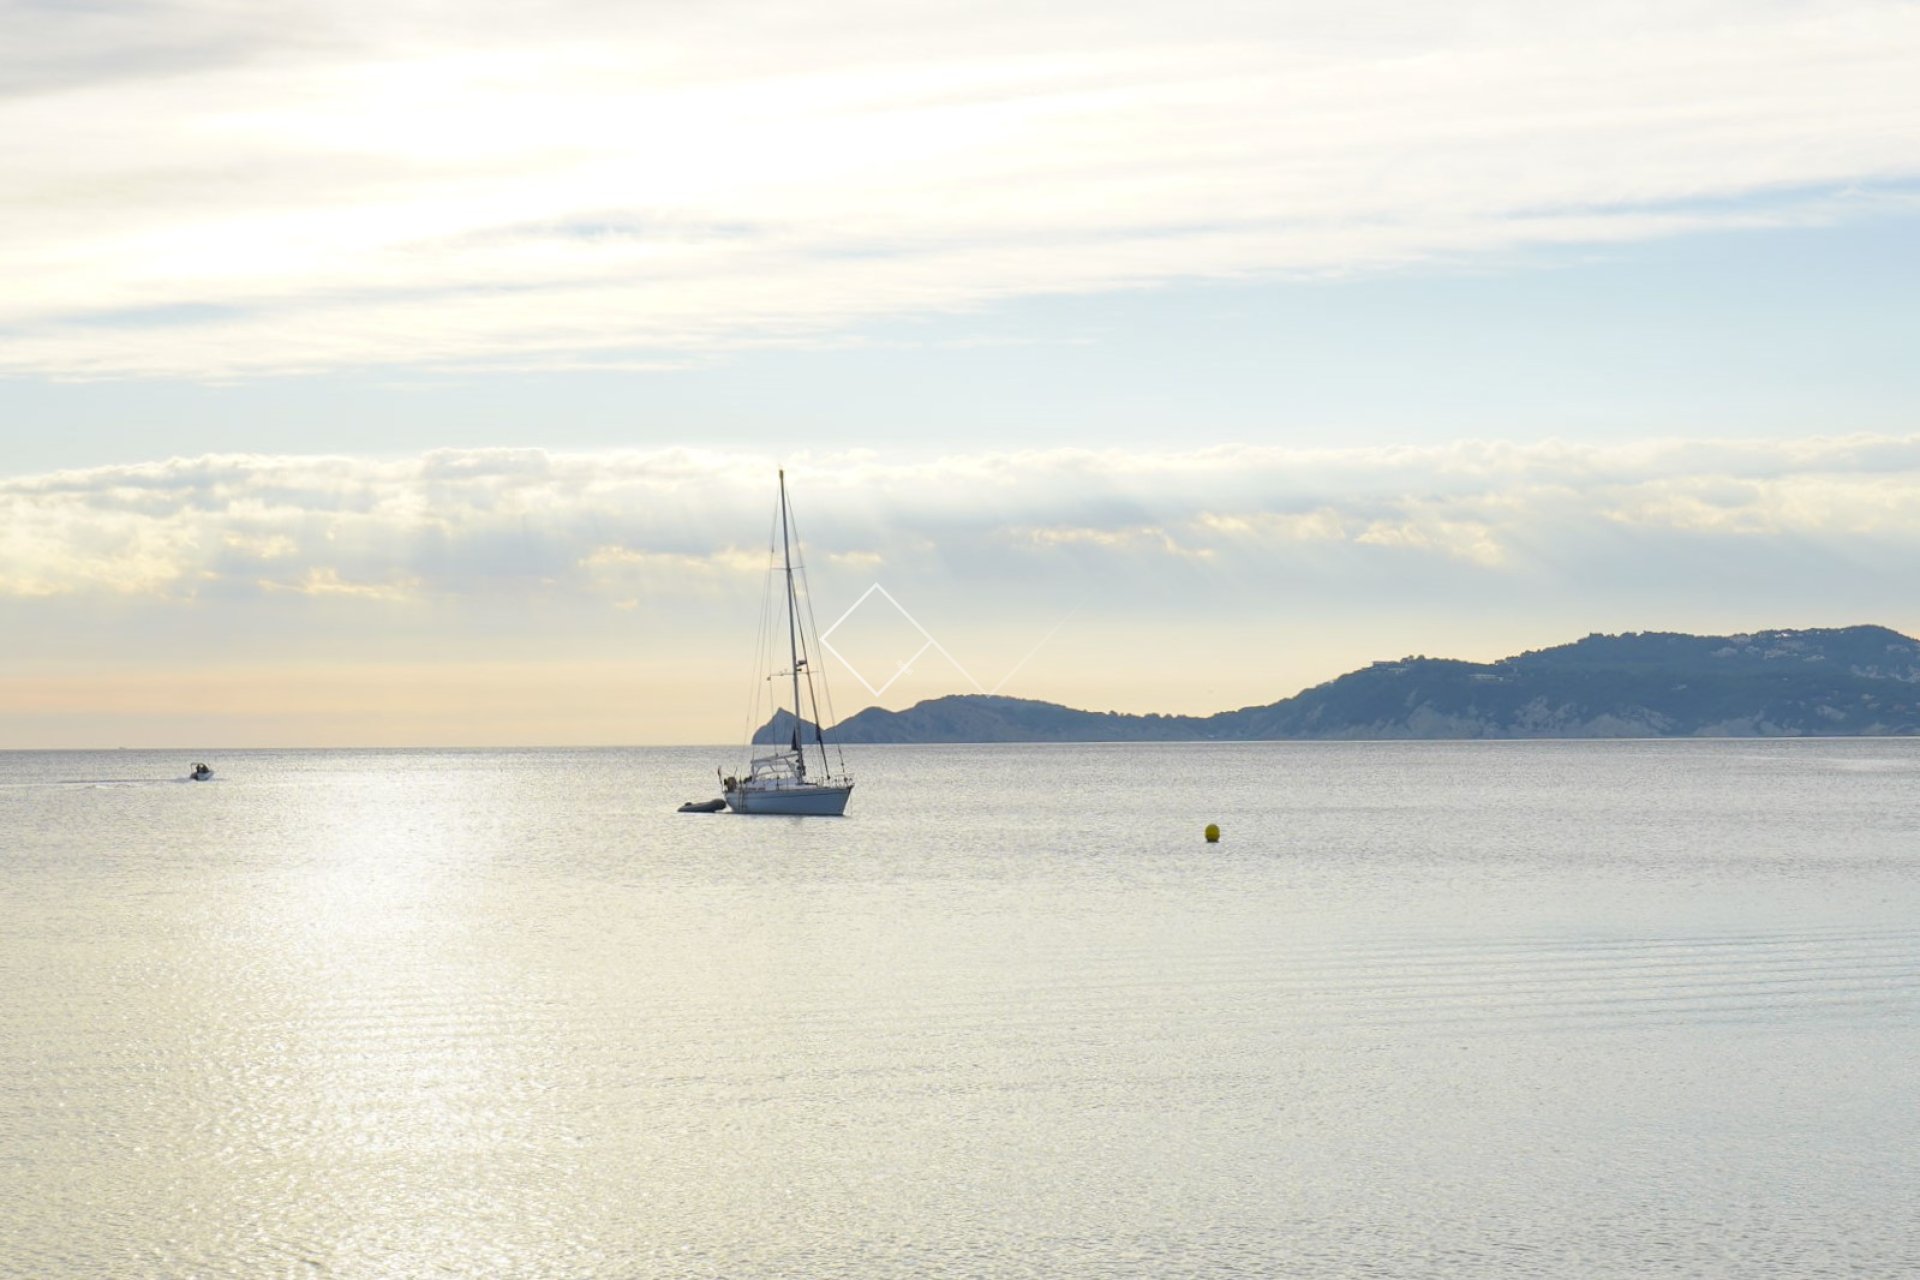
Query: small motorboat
677,798,726,813
189,763,214,781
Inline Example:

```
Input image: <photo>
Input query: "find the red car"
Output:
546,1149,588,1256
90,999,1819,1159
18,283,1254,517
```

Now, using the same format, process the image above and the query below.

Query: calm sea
3,741,1918,1278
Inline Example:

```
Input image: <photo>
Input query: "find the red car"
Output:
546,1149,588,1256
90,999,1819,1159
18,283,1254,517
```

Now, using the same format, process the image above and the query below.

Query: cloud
579,543,768,599
5,437,1920,609
8,435,1920,743
1353,518,1506,568
3,0,1918,376
1024,524,1215,562
258,567,421,601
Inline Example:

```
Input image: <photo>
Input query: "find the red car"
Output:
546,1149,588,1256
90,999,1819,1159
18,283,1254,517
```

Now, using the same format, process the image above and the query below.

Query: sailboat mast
779,469,803,766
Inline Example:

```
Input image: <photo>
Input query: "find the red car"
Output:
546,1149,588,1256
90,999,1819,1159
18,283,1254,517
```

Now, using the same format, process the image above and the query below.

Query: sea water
2,741,1917,1277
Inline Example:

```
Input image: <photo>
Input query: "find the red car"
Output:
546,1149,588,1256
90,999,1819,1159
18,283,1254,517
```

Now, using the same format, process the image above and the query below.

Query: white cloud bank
4,438,1918,604
4,0,1919,376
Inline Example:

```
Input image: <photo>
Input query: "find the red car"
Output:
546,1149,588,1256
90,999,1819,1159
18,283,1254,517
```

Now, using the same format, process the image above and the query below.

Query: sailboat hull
724,782,854,816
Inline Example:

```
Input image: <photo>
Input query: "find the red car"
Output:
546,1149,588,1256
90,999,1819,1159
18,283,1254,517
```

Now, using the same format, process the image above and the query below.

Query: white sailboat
720,471,855,816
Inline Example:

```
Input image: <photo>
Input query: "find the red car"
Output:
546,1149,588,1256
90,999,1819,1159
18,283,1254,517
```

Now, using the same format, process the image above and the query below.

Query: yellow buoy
1204,823,1220,843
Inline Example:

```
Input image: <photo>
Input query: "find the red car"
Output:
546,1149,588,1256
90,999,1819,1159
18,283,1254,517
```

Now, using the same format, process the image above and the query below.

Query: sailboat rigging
719,471,855,816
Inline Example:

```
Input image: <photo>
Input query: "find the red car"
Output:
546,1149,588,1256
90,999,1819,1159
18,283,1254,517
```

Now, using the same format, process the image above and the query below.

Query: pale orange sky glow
4,440,1918,746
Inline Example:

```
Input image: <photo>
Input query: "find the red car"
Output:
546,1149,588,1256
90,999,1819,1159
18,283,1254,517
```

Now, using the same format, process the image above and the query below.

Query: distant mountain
753,625,1920,743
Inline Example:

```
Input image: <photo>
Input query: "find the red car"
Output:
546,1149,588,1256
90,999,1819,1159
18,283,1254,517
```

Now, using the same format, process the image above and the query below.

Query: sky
3,0,1919,746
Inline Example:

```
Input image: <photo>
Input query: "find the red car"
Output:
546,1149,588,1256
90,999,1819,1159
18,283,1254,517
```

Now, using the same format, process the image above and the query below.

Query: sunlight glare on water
2,741,1918,1277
